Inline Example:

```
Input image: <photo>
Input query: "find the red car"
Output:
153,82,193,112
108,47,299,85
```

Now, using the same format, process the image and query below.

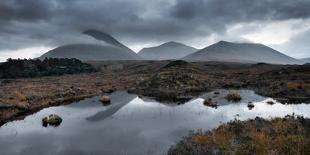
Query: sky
0,0,310,62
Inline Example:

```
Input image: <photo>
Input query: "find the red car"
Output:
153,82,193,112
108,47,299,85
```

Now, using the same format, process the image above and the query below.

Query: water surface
0,90,309,155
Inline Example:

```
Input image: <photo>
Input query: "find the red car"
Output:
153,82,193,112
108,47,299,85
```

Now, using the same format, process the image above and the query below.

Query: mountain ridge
83,29,133,52
183,41,302,65
300,57,310,63
138,41,197,60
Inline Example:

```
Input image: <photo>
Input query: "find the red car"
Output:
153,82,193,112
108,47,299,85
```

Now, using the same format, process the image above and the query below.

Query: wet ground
1,61,310,126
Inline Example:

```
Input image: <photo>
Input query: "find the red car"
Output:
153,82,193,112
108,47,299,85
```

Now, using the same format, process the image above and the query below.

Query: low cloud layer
0,0,309,60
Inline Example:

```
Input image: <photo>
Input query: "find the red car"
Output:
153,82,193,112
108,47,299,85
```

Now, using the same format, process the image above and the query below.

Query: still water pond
0,90,309,155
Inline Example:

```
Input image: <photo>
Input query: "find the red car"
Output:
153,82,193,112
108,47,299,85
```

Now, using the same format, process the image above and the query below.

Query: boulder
214,91,220,95
42,114,62,127
101,95,111,105
267,101,275,105
247,102,255,109
203,98,218,108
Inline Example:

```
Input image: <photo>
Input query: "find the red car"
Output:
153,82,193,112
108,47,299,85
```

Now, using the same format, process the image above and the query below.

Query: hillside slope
39,44,140,61
300,58,310,63
183,41,301,64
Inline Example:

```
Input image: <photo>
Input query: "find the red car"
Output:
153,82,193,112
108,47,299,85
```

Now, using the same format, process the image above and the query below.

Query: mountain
138,41,197,60
39,44,141,61
300,58,310,63
39,30,141,61
83,29,132,51
183,41,302,64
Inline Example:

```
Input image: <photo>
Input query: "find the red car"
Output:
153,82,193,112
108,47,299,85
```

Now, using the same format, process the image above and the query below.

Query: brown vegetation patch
168,115,310,155
225,92,242,102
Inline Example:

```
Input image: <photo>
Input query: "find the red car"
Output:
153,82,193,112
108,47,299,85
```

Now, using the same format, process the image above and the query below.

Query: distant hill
183,41,302,65
39,30,141,61
138,41,197,60
300,58,310,63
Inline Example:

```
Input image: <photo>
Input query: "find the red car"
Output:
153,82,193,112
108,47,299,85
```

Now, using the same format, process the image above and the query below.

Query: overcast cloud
0,0,309,61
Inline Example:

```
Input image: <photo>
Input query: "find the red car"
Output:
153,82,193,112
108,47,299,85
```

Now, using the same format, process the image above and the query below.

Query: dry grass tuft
191,134,209,145
287,82,301,90
14,91,27,102
225,92,242,102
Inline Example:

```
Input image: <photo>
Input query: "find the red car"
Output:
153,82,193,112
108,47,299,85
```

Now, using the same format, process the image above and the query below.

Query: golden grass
14,91,27,102
287,82,301,90
191,134,209,145
225,92,242,102
169,116,310,155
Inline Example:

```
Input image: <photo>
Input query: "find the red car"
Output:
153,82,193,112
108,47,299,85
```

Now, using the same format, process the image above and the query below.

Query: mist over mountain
183,41,302,64
83,29,133,52
39,44,140,61
138,41,197,60
39,30,141,61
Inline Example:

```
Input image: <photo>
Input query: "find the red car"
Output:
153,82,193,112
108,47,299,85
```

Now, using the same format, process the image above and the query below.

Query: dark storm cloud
272,29,310,58
0,0,54,21
0,0,309,53
172,0,310,21
171,0,310,30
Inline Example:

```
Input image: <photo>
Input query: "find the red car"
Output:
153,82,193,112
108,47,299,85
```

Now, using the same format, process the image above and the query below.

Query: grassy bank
168,115,310,155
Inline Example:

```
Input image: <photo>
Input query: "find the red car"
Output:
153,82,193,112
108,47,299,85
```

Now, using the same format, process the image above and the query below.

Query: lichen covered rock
42,114,62,127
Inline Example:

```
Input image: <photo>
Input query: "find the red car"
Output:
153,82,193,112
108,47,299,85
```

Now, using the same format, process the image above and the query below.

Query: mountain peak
83,29,110,36
183,41,302,65
138,41,197,60
217,40,230,44
216,40,264,46
38,29,140,61
83,29,132,51
83,29,115,43
163,41,181,46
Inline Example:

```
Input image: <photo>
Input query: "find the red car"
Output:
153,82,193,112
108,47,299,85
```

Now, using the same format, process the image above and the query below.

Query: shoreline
1,60,310,127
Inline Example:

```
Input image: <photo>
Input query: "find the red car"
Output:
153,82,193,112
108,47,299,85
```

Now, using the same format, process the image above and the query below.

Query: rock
101,95,111,105
267,101,275,105
214,91,220,95
42,114,62,127
203,98,218,108
247,103,255,109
